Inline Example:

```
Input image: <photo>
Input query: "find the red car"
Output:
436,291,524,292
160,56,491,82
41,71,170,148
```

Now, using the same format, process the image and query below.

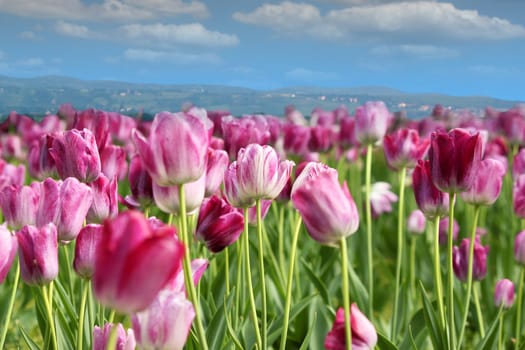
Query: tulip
246,199,272,226
195,196,243,253
221,115,271,159
17,223,58,286
1,134,25,161
494,279,515,309
108,112,137,143
0,183,40,231
73,224,103,279
514,175,525,218
291,162,359,246
0,224,17,284
153,172,206,215
205,148,229,196
383,128,430,171
452,236,489,282
308,125,334,153
428,128,483,193
369,182,398,218
50,128,101,183
100,144,127,181
498,107,525,145
515,231,525,265
127,155,154,207
37,177,93,242
412,160,449,219
92,323,136,350
0,161,25,191
73,108,110,153
27,134,57,180
407,209,426,235
461,158,506,206
132,111,209,186
514,148,525,178
283,123,310,156
439,217,459,245
87,175,118,223
324,304,377,350
354,101,391,145
93,211,185,313
339,116,357,149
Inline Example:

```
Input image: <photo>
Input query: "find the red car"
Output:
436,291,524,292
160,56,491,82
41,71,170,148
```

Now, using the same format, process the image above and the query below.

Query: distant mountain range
0,75,522,119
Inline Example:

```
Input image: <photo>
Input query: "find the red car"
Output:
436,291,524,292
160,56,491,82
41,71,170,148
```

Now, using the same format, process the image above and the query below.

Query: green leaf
477,307,503,350
347,261,369,313
207,290,236,350
19,326,42,350
299,312,318,350
399,307,429,350
300,258,330,304
377,332,400,350
418,281,445,350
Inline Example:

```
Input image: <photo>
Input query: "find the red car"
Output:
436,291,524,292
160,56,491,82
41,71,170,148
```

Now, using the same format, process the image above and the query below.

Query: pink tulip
27,134,57,180
308,125,334,153
0,161,25,191
452,236,489,282
354,101,391,145
1,134,25,161
428,128,483,193
17,223,58,286
513,175,525,218
370,182,398,218
50,128,101,183
153,172,206,215
221,115,271,159
57,103,77,129
461,158,506,206
93,211,184,313
513,148,525,178
108,112,137,143
73,224,103,279
439,217,459,245
412,160,450,219
132,111,209,186
0,183,40,230
92,323,136,350
494,278,515,309
205,148,229,196
127,155,153,208
196,196,244,253
87,174,118,223
37,177,93,242
0,224,17,284
498,107,525,144
283,123,310,156
407,209,426,235
207,110,231,137
291,162,359,246
325,304,377,350
100,144,127,181
224,161,255,208
383,128,430,171
73,109,110,152
246,199,272,225
515,230,525,265
339,116,357,149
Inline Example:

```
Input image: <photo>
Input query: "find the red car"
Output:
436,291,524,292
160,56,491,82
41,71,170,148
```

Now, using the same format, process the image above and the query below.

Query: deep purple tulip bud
100,144,127,181
383,128,430,171
514,230,525,265
452,236,489,282
127,155,153,207
87,175,118,223
291,162,359,246
73,224,103,279
0,224,17,284
17,223,58,286
439,217,459,245
37,177,93,242
370,182,398,218
196,196,243,253
461,158,506,206
92,323,136,350
354,101,391,145
93,211,185,313
153,172,206,215
513,175,525,218
132,111,209,186
412,160,450,219
236,144,294,201
205,148,228,196
325,303,377,350
407,209,426,235
494,278,515,309
50,128,101,183
0,183,40,230
428,128,483,193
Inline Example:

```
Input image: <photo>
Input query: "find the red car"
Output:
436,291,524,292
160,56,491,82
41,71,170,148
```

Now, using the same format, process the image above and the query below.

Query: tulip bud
308,125,334,153
0,183,40,230
370,182,398,218
153,172,206,215
87,174,118,223
515,230,525,265
439,217,459,245
325,304,377,350
354,101,391,145
461,158,506,206
283,123,310,156
494,278,515,309
92,323,136,350
412,160,449,220
383,128,430,171
17,223,58,286
514,175,525,218
205,148,228,196
27,134,57,180
222,115,271,159
0,224,17,284
100,144,127,181
0,162,25,191
73,224,103,279
291,162,359,246
127,155,153,207
407,209,426,235
452,236,489,282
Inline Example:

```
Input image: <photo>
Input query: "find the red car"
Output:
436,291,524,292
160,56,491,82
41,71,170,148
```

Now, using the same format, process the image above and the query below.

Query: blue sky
0,0,524,101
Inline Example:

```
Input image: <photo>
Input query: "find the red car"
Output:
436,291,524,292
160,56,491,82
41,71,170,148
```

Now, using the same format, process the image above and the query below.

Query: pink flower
407,209,426,235
205,148,229,196
325,304,377,350
100,144,127,181
383,128,430,171
308,125,334,153
412,160,450,220
369,182,398,218
93,211,185,313
0,161,25,191
513,175,525,218
92,323,136,350
452,236,489,282
460,158,506,206
291,162,359,246
27,134,57,180
513,148,525,179
515,230,525,265
222,115,271,159
246,199,272,225
132,111,209,186
494,278,515,309
73,109,110,152
153,172,206,215
0,183,40,231
87,174,118,224
354,101,391,145
73,224,103,279
126,155,153,208
0,224,17,284
17,223,58,286
439,217,459,245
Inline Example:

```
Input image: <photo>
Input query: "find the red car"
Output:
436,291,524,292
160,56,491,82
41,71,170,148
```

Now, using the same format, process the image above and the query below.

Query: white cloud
0,0,208,21
285,68,339,82
55,21,96,39
234,1,525,41
371,44,460,59
120,23,239,48
123,48,221,65
18,31,36,39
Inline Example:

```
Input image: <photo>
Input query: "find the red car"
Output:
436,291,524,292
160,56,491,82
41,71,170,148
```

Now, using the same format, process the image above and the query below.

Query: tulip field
1,101,525,350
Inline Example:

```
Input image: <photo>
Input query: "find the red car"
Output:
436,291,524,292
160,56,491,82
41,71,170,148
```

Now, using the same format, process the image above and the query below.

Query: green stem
516,268,525,350
498,307,505,350
256,199,267,350
179,184,209,350
364,143,374,318
225,247,230,295
77,280,90,350
432,215,446,331
473,283,485,337
457,205,481,348
278,205,285,276
279,216,302,350
42,283,58,350
108,309,116,324
340,237,353,350
62,244,74,297
242,208,262,349
0,259,20,349
392,167,407,340
409,236,417,304
234,229,244,329
106,323,119,350
447,193,457,350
